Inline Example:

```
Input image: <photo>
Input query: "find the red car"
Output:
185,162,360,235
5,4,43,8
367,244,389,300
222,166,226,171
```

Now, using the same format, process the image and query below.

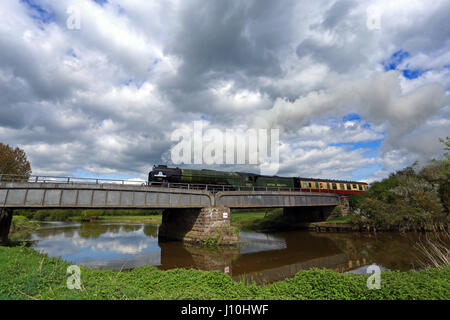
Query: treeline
349,158,449,231
13,208,163,222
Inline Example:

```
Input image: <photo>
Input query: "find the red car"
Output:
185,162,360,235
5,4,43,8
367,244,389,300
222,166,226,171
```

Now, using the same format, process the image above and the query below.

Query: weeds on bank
0,246,449,300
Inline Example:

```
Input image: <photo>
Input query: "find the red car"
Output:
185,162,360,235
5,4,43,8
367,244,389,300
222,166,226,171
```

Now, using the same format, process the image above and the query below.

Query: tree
0,142,32,178
440,137,450,161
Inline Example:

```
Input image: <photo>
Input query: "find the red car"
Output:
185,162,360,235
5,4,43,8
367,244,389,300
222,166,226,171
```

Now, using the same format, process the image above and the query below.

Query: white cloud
0,0,448,183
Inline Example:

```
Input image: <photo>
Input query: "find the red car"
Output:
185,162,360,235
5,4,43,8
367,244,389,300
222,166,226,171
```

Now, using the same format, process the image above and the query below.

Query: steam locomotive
148,165,368,195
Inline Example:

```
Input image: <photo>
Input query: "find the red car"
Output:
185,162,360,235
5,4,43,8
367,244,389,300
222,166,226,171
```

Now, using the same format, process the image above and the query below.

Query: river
22,221,436,284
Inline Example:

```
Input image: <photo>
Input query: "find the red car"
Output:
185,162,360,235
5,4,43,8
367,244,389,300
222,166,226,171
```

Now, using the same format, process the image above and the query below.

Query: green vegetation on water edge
8,216,40,241
324,215,353,224
12,208,163,222
348,159,449,231
230,209,292,231
96,215,162,224
0,246,448,300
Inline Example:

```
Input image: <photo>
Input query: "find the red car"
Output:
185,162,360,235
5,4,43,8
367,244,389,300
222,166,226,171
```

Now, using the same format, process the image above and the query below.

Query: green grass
13,208,162,222
0,246,448,300
96,215,162,224
325,215,353,224
7,216,40,241
10,216,40,233
230,209,292,231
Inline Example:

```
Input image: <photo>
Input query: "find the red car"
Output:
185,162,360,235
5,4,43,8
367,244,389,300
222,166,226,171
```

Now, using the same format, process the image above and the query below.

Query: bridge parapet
0,182,341,209
0,182,213,209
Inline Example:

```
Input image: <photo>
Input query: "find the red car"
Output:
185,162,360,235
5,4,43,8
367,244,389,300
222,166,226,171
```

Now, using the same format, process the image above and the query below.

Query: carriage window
327,183,330,190
303,182,308,188
308,183,312,188
353,184,357,189
347,184,351,190
332,183,337,190
315,182,319,188
358,185,363,191
340,184,344,190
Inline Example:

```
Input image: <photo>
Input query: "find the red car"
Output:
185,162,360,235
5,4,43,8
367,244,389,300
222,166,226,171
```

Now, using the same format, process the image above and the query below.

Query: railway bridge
0,175,340,244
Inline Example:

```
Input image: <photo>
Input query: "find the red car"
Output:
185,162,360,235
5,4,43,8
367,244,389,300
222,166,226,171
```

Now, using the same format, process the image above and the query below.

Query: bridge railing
0,174,146,186
0,174,346,195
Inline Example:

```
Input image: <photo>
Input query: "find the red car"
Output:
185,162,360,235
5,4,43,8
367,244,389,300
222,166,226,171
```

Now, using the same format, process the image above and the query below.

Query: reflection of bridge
159,232,370,284
0,175,340,244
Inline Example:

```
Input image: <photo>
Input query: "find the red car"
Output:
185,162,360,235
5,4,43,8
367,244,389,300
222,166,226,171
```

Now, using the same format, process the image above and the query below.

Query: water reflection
31,223,161,269
26,222,439,283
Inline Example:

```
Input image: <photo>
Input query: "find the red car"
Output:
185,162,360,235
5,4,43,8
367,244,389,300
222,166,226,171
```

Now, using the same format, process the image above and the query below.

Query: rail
0,174,350,194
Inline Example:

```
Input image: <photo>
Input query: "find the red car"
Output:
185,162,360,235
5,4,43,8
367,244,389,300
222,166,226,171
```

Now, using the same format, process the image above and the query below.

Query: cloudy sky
0,0,449,182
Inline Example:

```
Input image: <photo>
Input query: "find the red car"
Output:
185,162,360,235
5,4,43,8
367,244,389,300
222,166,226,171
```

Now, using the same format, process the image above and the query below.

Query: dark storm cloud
296,1,374,73
160,0,299,112
167,0,292,77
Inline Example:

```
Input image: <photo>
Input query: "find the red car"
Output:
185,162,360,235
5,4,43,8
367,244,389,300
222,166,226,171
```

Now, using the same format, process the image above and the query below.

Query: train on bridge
148,165,368,195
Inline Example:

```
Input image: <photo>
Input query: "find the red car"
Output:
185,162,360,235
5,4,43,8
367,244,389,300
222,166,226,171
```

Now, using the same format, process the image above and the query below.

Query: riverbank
0,246,448,299
230,209,301,231
90,215,162,224
7,216,40,241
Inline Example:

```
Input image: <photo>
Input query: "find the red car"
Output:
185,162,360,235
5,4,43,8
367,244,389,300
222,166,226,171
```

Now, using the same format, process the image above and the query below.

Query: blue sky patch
402,69,426,79
330,139,382,152
352,163,381,181
342,113,361,122
382,49,429,80
93,0,108,6
20,0,55,24
382,49,410,71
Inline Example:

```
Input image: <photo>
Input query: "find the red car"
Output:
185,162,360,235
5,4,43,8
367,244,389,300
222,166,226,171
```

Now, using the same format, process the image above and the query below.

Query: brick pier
158,207,239,245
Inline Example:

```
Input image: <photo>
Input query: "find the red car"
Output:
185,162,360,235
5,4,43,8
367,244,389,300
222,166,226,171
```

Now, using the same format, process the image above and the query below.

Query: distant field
97,215,162,224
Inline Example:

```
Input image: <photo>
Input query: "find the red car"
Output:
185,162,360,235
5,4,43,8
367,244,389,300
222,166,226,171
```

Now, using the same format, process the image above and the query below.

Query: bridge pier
158,207,238,245
0,208,13,244
283,206,334,223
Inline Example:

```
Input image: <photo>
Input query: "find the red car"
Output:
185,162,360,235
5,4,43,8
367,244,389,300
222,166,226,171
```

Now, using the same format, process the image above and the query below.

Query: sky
0,0,449,182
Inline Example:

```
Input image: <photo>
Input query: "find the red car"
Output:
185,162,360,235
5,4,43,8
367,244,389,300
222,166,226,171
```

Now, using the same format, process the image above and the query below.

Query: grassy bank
7,216,40,241
13,208,162,222
96,215,162,224
230,209,293,231
0,246,448,300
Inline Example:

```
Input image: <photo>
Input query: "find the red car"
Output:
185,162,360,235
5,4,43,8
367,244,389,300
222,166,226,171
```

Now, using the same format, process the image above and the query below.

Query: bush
80,210,101,222
349,160,449,231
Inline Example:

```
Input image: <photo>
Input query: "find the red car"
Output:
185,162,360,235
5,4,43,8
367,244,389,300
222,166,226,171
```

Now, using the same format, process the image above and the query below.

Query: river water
24,221,437,284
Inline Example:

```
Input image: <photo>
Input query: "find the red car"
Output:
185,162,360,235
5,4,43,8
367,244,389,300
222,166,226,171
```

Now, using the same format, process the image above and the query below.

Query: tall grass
415,230,450,269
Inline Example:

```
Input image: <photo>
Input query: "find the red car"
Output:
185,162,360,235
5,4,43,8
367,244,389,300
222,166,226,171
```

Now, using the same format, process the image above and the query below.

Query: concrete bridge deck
0,181,339,209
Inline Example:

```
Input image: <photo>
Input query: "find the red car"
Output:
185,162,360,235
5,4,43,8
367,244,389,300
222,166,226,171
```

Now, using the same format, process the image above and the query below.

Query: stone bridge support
0,208,13,244
283,206,334,223
158,207,238,245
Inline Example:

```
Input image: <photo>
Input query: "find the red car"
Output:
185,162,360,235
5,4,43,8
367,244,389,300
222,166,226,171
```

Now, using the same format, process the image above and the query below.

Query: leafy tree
440,136,450,161
0,143,32,178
